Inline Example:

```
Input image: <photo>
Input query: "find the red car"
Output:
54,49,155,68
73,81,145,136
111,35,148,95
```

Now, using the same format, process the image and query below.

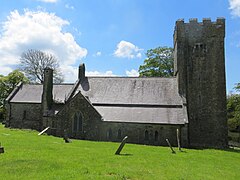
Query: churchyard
0,124,239,179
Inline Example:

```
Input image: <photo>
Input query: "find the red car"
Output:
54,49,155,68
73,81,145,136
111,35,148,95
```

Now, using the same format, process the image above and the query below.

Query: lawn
0,124,240,180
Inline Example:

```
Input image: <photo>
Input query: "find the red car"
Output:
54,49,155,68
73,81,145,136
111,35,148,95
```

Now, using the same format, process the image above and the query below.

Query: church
5,18,228,148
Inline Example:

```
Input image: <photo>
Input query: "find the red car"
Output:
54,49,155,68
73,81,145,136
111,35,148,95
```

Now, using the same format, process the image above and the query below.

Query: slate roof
75,77,187,124
76,77,182,105
9,84,73,103
7,76,188,125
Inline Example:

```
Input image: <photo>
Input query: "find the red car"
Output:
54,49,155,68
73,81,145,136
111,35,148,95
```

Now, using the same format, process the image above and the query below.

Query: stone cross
115,136,128,155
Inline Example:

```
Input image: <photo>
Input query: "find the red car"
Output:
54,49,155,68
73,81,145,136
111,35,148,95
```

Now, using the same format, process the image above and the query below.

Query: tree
227,94,240,132
138,47,174,77
235,83,240,92
20,49,64,83
0,70,29,121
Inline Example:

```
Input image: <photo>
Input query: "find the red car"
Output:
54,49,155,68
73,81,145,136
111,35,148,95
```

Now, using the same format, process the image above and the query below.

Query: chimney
78,63,85,81
42,68,53,115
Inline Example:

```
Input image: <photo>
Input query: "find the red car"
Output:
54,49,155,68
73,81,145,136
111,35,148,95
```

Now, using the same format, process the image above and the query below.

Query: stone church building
5,18,228,148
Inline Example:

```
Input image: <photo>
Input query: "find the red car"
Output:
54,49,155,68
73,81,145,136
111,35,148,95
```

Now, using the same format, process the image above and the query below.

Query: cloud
0,9,87,76
126,69,139,77
36,0,58,3
86,71,116,77
114,40,143,59
93,51,102,57
65,4,75,10
60,65,117,82
229,0,240,17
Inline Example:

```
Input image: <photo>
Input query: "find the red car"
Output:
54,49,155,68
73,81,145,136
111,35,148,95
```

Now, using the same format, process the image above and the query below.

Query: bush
228,118,240,132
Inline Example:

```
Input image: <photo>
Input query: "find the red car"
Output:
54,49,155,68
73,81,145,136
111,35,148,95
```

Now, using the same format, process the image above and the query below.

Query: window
72,112,83,132
73,114,78,132
23,110,27,119
154,131,158,141
78,114,83,132
117,129,122,140
145,130,149,141
107,129,112,140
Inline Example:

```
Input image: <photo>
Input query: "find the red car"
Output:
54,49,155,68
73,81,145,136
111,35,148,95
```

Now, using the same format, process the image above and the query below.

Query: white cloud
93,51,101,57
126,69,139,77
61,66,117,82
229,0,240,17
65,4,75,10
114,40,143,59
86,71,116,77
36,0,58,3
0,10,87,75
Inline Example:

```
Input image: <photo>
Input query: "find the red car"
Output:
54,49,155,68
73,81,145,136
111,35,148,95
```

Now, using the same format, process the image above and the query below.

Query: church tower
174,18,228,148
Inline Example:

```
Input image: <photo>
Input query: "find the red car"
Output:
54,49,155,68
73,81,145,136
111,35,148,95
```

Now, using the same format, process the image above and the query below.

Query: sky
0,0,239,93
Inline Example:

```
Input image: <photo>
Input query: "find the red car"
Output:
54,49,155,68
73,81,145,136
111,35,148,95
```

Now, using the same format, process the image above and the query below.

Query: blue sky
0,0,239,93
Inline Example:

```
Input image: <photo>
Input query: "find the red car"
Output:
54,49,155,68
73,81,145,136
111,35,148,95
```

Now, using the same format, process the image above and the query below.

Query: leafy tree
0,70,29,121
227,94,240,132
234,83,240,92
139,47,174,77
20,49,64,83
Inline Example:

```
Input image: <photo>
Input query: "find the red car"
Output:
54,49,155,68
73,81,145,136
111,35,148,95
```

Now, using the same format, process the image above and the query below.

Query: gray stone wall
174,18,228,148
99,122,188,147
6,103,42,130
53,92,102,140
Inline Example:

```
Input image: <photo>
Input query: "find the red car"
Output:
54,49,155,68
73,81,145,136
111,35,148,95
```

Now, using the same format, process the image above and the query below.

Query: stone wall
53,92,102,140
99,122,188,147
174,18,228,148
6,103,42,130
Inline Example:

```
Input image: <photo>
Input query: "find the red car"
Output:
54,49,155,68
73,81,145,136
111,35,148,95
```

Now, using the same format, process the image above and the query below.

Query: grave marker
115,136,128,155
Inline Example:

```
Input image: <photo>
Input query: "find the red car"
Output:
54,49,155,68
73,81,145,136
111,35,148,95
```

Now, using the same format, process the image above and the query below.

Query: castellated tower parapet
174,18,228,148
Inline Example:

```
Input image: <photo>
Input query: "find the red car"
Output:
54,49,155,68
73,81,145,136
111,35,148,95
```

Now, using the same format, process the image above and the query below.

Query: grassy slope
0,124,240,180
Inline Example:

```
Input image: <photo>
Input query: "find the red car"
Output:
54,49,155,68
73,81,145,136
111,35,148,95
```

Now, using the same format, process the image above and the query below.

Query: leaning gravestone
115,136,128,155
166,139,176,154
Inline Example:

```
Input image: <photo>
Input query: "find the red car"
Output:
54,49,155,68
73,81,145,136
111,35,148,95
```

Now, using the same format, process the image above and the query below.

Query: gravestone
166,139,176,154
0,143,4,154
115,136,128,155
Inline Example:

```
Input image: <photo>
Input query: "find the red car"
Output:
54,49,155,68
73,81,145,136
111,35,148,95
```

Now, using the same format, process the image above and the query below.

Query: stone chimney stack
42,68,53,115
78,63,85,81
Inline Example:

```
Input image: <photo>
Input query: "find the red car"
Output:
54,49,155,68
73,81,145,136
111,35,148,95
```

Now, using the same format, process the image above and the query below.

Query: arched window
23,110,27,119
72,112,83,132
73,113,78,132
78,113,83,132
117,129,122,139
145,130,149,141
154,131,158,141
107,128,112,140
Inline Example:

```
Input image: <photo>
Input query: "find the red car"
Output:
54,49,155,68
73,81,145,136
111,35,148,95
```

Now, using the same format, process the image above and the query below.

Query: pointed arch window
154,131,158,141
117,129,122,139
145,130,149,141
72,112,83,132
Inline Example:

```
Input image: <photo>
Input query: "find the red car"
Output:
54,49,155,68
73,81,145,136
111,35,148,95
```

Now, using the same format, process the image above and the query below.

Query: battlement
174,17,225,41
176,17,225,25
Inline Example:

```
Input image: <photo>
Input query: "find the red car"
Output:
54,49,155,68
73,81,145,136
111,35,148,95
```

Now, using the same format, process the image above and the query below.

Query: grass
0,124,240,180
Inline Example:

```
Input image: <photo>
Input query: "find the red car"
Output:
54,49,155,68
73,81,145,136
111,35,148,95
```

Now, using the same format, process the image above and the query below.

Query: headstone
177,129,182,151
0,143,4,154
166,139,176,154
115,136,128,155
38,127,50,135
63,136,71,143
